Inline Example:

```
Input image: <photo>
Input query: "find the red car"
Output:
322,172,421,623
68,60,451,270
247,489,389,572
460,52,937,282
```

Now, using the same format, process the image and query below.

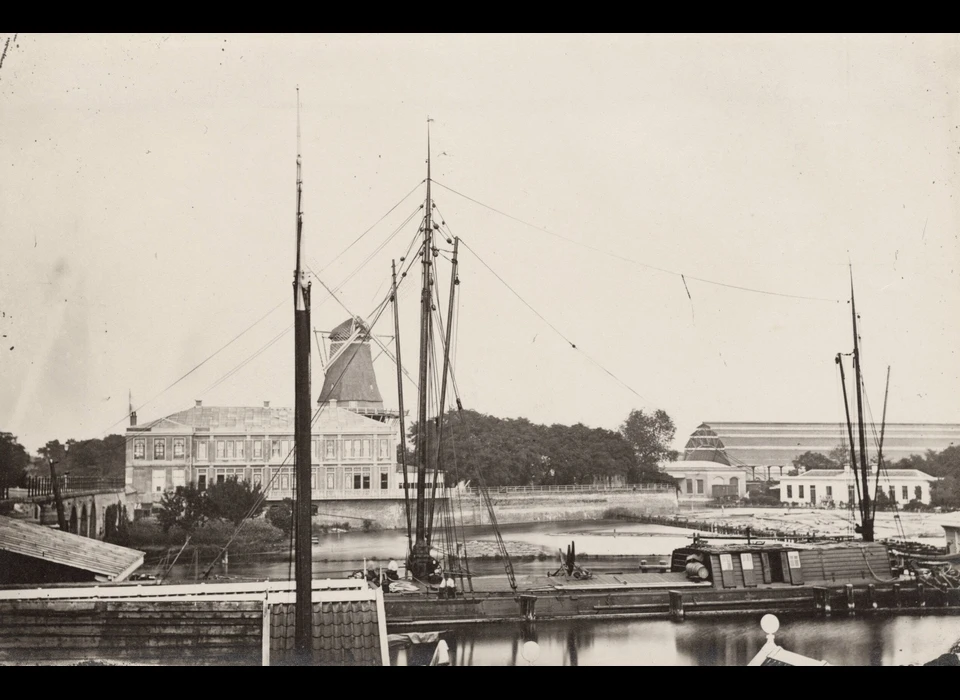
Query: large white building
660,460,749,503
125,317,442,511
777,465,938,507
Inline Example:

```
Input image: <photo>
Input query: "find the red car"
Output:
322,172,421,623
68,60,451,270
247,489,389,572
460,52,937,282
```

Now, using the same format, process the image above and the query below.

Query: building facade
125,317,443,510
777,466,938,507
660,460,749,503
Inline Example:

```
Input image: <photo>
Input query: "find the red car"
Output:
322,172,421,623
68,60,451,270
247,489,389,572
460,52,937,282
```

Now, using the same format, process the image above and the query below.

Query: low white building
778,465,938,507
942,523,960,556
661,460,750,502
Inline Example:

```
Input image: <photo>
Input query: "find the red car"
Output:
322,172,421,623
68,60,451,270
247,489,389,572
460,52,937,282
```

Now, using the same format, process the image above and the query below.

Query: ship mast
850,269,874,542
409,119,435,580
293,88,314,661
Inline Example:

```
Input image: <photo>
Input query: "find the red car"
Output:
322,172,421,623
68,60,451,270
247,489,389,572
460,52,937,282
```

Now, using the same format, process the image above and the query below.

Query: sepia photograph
1,33,958,666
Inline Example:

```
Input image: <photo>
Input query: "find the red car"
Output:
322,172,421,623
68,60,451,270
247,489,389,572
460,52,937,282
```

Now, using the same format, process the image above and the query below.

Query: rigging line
307,260,422,392
459,237,652,405
204,290,399,578
317,209,424,301
101,201,421,438
95,295,289,438
200,324,294,396
433,179,842,304
317,180,425,273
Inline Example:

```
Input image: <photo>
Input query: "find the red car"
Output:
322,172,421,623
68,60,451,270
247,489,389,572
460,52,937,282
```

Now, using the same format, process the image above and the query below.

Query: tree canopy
37,435,126,478
619,409,679,479
0,432,30,485
155,477,265,533
403,408,679,487
792,451,841,471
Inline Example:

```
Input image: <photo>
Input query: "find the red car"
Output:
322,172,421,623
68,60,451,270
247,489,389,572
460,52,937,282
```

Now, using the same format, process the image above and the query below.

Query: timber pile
462,540,547,559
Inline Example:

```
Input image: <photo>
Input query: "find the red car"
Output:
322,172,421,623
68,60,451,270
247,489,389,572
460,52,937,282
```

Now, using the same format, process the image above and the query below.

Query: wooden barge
383,540,960,628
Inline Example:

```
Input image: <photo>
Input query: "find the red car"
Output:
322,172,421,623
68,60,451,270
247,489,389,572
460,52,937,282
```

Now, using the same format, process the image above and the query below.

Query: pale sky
1,34,958,454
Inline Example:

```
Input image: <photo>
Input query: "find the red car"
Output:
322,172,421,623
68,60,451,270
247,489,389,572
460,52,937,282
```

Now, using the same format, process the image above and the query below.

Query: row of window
133,437,392,461
784,484,922,501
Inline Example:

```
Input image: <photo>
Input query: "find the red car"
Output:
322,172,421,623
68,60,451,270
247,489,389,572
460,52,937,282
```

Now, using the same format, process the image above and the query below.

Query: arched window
70,506,78,534
90,502,97,539
80,505,88,538
729,477,739,492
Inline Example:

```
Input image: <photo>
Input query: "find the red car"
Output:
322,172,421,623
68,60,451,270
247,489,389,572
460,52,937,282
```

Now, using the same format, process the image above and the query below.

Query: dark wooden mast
849,270,874,542
393,260,413,552
293,89,314,661
428,237,458,538
835,353,861,515
409,119,435,580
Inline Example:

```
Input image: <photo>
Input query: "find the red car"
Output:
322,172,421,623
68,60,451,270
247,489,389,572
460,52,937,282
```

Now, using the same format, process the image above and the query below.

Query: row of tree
403,408,680,487
1,432,128,486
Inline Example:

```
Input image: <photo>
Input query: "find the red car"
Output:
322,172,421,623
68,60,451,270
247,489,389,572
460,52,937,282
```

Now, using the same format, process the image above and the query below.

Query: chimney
263,400,270,408
195,400,202,408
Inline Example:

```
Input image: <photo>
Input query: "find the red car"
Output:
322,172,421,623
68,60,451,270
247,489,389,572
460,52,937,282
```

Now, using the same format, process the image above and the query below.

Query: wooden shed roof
0,516,144,582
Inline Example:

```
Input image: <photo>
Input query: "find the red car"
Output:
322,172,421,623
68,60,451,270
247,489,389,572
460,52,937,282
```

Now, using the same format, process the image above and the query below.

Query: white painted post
261,595,271,666
375,587,389,667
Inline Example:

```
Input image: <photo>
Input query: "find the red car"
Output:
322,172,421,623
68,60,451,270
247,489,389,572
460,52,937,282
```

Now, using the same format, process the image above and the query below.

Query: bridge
0,476,128,541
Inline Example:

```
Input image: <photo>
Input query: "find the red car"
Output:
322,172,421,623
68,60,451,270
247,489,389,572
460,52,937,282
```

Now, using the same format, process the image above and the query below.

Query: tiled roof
269,600,383,666
0,515,145,581
136,405,388,434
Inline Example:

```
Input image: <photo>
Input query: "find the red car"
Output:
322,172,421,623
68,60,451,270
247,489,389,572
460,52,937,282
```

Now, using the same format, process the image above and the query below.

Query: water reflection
412,615,960,666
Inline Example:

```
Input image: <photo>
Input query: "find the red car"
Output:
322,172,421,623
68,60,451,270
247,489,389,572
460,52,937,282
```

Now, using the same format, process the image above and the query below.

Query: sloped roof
270,599,384,666
783,468,937,480
319,329,384,406
748,640,830,666
662,460,751,474
684,422,960,467
0,516,145,581
137,404,389,434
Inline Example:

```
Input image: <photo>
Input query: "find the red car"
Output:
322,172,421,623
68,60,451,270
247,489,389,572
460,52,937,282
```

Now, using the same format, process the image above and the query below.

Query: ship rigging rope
459,237,653,406
94,295,288,438
317,180,425,274
201,262,417,579
432,179,842,304
860,547,900,584
319,208,424,300
95,187,425,441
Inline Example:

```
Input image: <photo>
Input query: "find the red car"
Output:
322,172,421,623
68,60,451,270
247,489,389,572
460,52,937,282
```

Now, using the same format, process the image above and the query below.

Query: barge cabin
670,540,893,589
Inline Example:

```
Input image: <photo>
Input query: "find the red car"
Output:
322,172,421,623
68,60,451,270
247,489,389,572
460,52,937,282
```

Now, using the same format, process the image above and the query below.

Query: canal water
401,614,960,666
158,519,960,665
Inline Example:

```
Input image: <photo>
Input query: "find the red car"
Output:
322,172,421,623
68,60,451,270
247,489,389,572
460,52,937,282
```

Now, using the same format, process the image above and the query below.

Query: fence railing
0,476,126,500
461,483,675,495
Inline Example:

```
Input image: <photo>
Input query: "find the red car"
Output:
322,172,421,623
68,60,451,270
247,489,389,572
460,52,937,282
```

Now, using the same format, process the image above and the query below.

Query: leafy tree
405,409,646,488
267,498,294,535
36,435,126,478
0,432,30,486
619,409,679,480
828,444,850,468
205,477,266,526
155,483,210,533
792,451,840,472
